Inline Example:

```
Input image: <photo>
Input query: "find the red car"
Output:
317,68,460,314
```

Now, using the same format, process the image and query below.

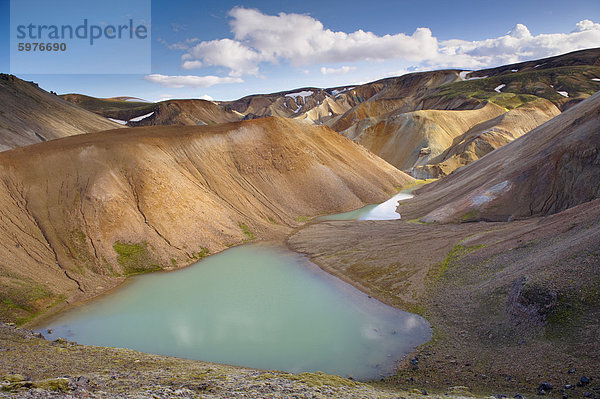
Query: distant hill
402,91,600,223
0,74,122,151
61,94,243,127
58,48,600,178
219,49,597,178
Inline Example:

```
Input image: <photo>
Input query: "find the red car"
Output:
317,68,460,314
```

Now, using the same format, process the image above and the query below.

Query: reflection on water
40,245,430,380
319,191,413,221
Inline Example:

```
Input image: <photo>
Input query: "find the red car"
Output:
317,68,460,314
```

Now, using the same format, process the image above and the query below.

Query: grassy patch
460,209,480,222
432,244,487,281
429,65,600,108
297,215,310,222
238,223,256,241
0,276,63,325
113,241,161,276
283,372,361,388
190,247,210,260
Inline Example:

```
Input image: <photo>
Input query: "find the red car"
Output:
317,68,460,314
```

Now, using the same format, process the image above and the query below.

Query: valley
0,47,599,399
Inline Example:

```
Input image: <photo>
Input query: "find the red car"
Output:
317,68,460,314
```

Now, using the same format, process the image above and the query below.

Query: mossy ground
430,65,600,109
238,222,256,241
0,269,62,325
112,241,161,276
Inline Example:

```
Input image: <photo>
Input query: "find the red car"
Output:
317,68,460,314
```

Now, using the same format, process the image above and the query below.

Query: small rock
579,376,591,386
514,394,524,399
422,389,428,395
584,392,592,398
564,384,574,390
538,382,553,395
568,368,575,374
47,329,53,334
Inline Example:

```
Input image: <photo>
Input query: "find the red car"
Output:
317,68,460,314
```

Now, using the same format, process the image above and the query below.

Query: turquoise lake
40,191,430,380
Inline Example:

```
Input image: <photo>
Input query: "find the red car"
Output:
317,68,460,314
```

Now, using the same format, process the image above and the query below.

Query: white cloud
320,66,356,75
180,7,438,77
184,38,261,76
438,19,600,69
155,10,600,88
144,74,243,88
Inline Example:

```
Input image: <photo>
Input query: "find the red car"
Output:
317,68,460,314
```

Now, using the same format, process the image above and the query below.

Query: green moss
460,209,480,222
429,65,600,109
113,241,161,276
190,247,210,260
406,218,432,224
267,217,277,224
238,223,256,241
283,372,362,388
297,215,310,222
432,244,487,281
170,258,177,267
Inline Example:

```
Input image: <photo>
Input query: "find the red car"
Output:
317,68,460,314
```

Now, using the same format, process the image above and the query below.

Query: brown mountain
0,75,122,151
128,99,243,126
288,88,600,396
0,117,412,324
400,90,600,223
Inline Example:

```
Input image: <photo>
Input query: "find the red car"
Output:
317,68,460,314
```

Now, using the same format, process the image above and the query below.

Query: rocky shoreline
0,322,480,399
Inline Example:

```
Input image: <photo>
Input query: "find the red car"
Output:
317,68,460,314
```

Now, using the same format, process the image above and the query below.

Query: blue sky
1,0,599,101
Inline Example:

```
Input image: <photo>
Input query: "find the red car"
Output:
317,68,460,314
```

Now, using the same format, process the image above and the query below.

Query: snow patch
459,71,472,80
126,98,150,103
460,71,488,81
285,90,313,100
511,69,519,72
129,112,154,122
330,87,354,96
557,91,569,97
494,84,506,93
471,181,510,207
108,118,128,125
592,78,600,82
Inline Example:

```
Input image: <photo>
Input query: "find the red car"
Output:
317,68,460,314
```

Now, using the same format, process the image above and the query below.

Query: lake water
39,190,430,380
318,190,414,221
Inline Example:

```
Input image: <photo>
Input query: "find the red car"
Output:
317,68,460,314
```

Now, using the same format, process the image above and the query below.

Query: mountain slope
0,117,412,324
340,102,508,172
0,75,122,151
399,91,600,223
62,94,243,127
128,99,243,126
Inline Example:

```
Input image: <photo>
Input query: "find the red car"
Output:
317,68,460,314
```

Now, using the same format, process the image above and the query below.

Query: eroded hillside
0,117,412,324
0,75,122,151
288,89,600,396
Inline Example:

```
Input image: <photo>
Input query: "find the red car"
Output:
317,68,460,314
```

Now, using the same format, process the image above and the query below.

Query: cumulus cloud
150,10,600,88
180,7,438,77
144,74,243,88
439,19,600,68
320,66,356,75
175,9,600,77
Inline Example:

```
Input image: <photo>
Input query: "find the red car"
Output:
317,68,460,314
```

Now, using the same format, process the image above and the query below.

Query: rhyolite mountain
289,90,600,394
0,117,412,324
61,93,243,126
0,74,122,151
59,48,600,178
